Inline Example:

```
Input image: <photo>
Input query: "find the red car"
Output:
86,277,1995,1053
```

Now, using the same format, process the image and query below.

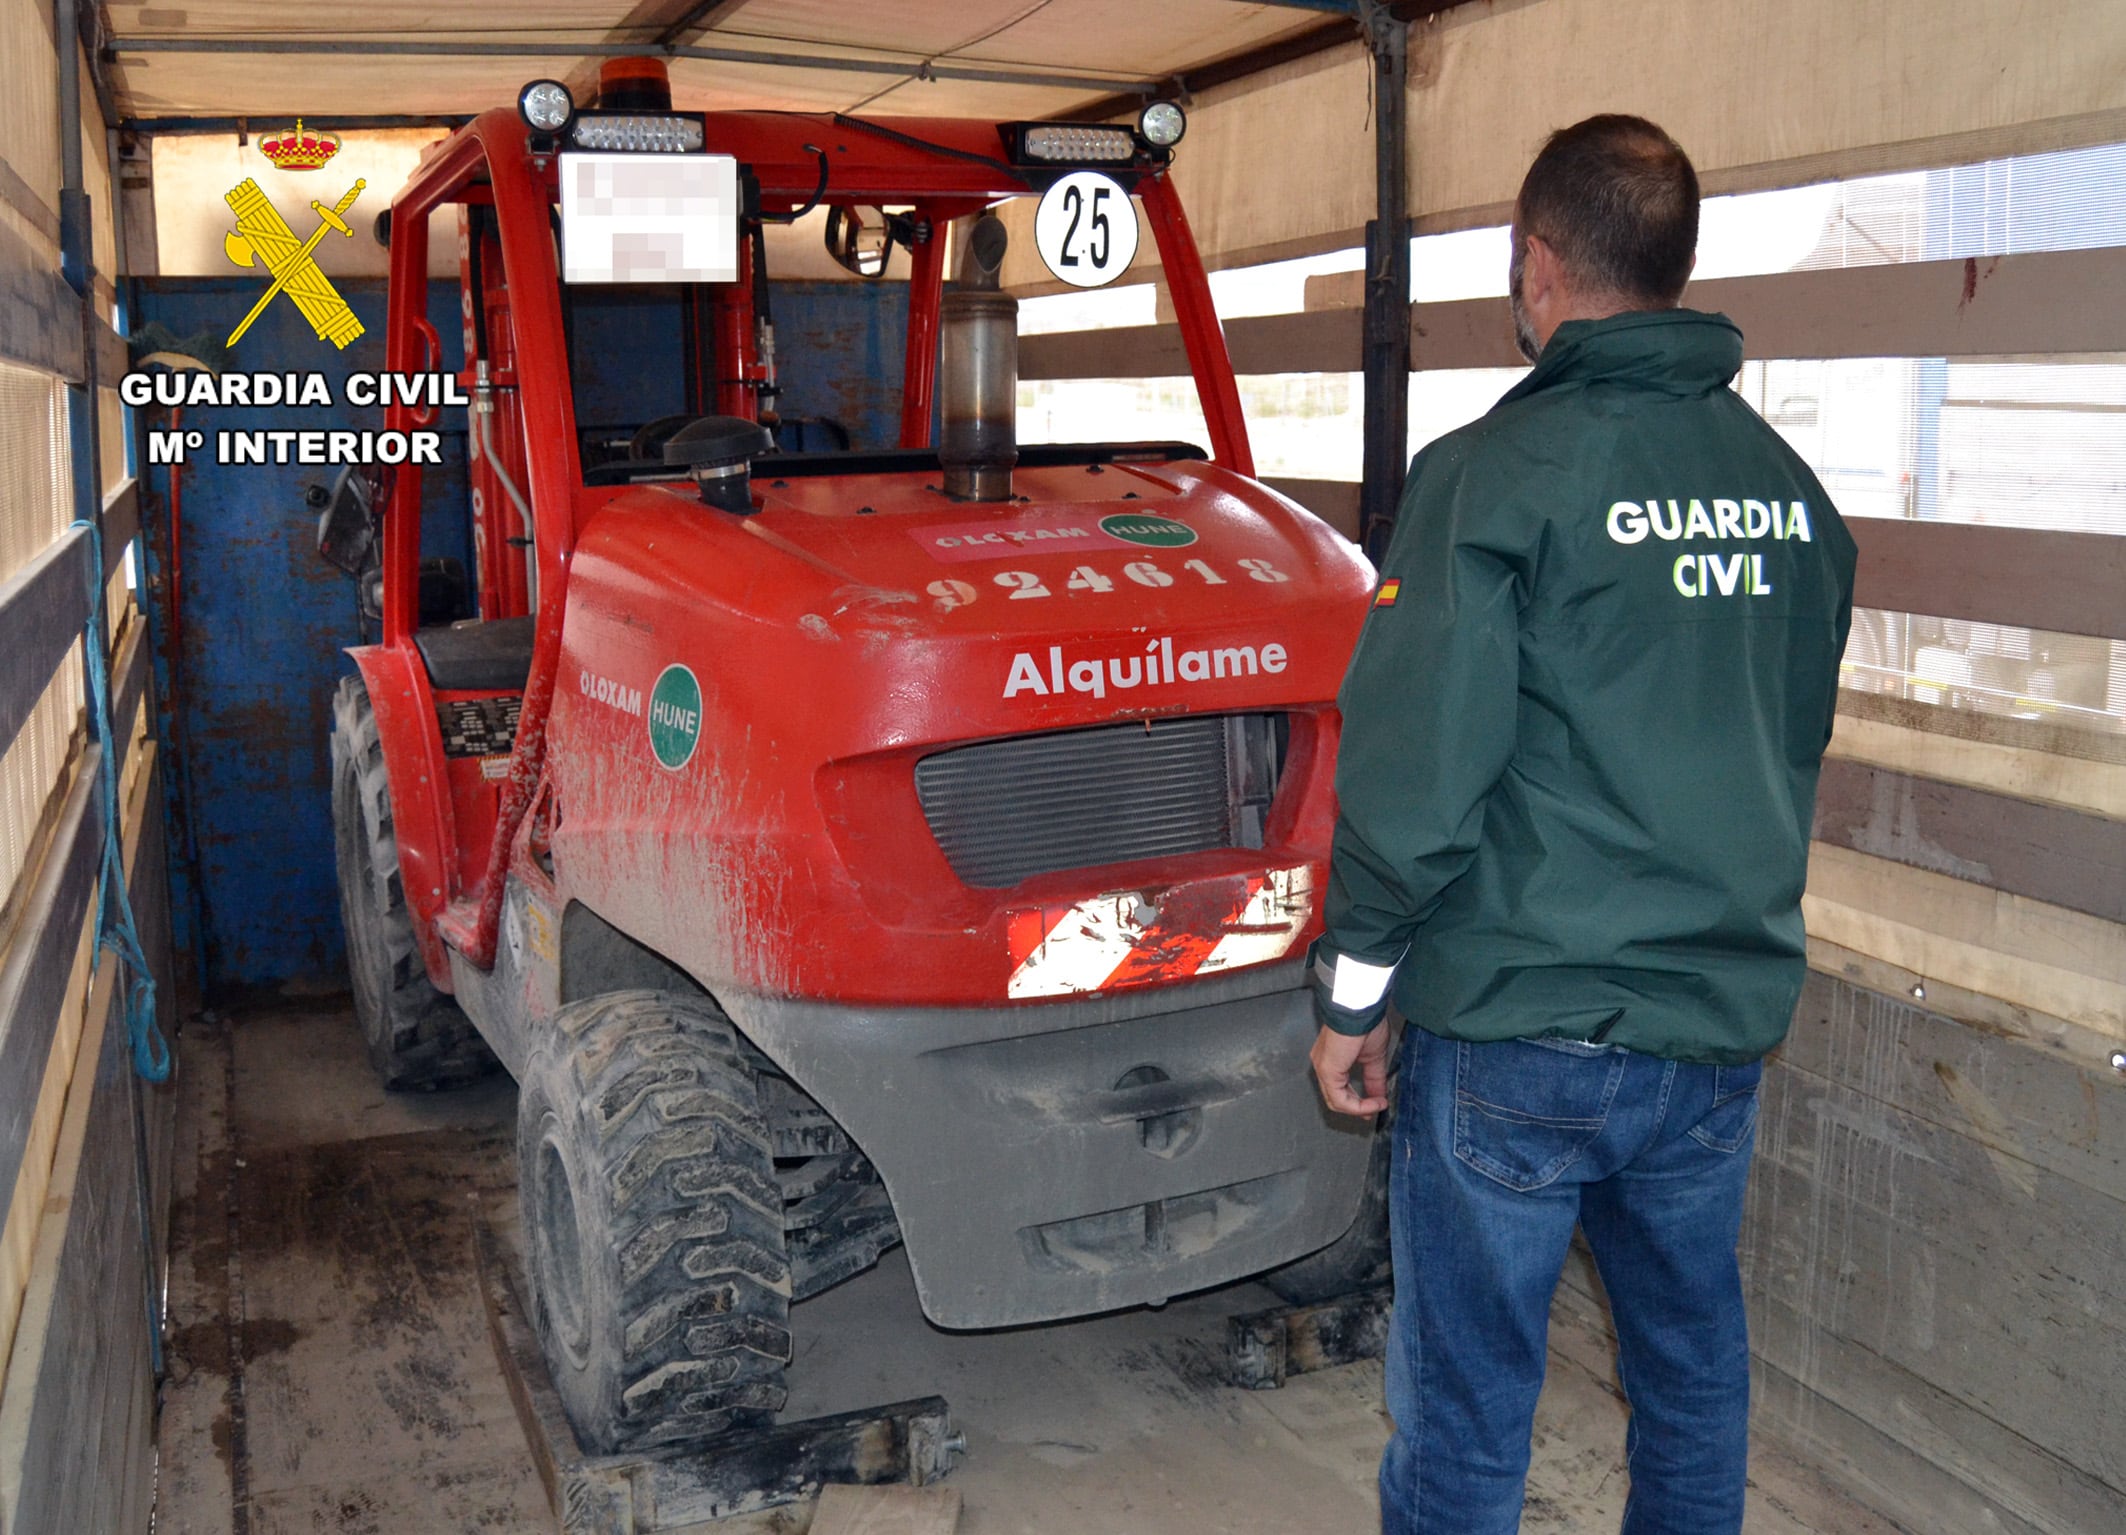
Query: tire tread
330,675,495,1092
520,990,791,1453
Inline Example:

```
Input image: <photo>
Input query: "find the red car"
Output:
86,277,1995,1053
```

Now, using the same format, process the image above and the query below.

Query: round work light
1138,101,1187,148
519,80,576,135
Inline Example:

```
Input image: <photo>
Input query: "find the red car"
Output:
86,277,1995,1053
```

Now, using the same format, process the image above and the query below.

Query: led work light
1014,124,1138,165
518,79,575,135
567,114,707,153
1138,101,1187,148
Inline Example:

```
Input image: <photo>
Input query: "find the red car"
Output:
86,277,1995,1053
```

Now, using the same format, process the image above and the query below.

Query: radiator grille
915,715,1286,889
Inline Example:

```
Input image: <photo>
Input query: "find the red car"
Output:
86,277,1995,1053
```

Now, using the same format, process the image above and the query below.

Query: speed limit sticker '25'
1033,170,1139,288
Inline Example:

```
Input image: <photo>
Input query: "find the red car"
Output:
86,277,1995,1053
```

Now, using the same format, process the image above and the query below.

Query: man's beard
1508,240,1541,363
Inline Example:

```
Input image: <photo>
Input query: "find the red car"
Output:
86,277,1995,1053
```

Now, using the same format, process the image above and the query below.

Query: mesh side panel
84,100,114,293
98,384,126,499
0,361,69,581
915,715,1282,889
0,658,84,912
0,362,82,913
0,0,61,258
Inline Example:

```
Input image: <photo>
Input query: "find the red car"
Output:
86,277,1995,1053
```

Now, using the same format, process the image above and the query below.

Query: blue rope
69,518,170,1084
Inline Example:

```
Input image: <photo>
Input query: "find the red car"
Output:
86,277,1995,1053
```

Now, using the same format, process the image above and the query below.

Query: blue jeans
1380,1029,1762,1535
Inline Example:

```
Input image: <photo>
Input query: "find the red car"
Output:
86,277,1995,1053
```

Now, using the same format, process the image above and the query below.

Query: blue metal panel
562,280,910,452
565,286,689,448
769,281,910,451
135,278,466,993
139,273,902,992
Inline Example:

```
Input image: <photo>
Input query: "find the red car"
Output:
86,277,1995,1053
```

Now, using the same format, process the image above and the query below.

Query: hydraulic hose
474,394,537,612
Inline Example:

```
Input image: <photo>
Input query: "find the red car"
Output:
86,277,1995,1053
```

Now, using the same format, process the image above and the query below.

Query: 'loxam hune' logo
1005,636,1289,700
1098,513,1197,548
578,668,643,718
648,664,703,770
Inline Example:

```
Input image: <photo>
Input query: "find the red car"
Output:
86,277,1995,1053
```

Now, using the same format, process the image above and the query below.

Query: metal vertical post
899,212,947,449
1358,4,1410,563
57,0,106,558
1140,175,1255,476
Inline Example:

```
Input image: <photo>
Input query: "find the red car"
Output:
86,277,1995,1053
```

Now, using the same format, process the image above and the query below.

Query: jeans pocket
1522,1035,1622,1057
1452,1038,1627,1192
1687,1061,1764,1154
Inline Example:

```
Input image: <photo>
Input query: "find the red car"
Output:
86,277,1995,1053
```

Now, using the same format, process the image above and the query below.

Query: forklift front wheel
329,675,495,1091
517,989,793,1454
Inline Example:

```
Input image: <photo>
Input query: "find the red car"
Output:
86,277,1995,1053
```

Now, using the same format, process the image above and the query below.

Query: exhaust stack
939,215,1017,502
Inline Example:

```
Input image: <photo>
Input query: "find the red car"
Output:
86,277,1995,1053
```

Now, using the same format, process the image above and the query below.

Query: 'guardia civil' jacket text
1321,308,1857,1063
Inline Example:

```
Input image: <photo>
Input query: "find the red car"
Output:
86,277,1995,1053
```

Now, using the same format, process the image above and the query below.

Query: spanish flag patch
1374,578,1401,608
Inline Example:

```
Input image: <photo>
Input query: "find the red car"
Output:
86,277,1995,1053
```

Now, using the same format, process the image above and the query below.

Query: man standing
1307,116,1856,1535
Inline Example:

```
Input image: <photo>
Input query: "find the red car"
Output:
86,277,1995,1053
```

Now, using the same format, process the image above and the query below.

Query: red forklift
320,57,1383,1454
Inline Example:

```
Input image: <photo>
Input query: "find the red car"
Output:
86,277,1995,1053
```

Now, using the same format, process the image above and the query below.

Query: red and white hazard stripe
1005,866,1314,1000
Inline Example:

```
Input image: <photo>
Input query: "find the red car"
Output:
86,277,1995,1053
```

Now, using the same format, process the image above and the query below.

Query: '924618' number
924,556,1291,611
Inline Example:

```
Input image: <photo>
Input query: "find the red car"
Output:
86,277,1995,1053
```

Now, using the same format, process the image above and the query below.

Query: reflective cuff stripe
1329,952,1399,1010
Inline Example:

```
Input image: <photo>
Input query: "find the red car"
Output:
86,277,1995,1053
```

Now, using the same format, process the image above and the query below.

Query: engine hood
558,452,1373,779
581,455,1372,650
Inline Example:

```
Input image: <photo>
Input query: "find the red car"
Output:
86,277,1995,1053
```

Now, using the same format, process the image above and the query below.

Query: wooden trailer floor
152,1003,1906,1535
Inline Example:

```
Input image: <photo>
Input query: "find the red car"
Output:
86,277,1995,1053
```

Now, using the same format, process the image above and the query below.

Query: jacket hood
1499,308,1744,406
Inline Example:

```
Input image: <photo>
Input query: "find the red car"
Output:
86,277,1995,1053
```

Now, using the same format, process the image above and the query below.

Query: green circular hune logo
647,664,702,771
1099,512,1197,548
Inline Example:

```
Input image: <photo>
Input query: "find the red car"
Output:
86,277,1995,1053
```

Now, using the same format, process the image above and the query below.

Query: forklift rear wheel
329,676,495,1091
1263,1092,1392,1305
517,989,792,1454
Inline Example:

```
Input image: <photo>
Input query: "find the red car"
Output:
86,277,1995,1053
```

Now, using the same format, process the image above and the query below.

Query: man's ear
1522,235,1564,304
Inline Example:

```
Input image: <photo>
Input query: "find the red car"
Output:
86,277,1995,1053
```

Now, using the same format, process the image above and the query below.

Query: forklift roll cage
367,106,1255,984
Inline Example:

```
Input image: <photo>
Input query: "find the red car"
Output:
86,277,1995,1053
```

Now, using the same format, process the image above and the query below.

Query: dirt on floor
153,1002,1907,1535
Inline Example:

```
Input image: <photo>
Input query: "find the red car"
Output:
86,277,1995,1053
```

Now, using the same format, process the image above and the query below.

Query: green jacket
1319,309,1856,1063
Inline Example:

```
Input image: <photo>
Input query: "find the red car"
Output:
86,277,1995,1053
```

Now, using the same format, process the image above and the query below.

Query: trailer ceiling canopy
1153,0,2126,270
99,0,1345,123
100,0,2126,276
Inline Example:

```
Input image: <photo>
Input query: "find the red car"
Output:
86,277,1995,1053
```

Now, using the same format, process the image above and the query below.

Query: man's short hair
1515,115,1699,306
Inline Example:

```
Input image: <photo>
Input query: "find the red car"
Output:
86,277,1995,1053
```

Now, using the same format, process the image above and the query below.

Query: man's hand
1311,1022,1392,1118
